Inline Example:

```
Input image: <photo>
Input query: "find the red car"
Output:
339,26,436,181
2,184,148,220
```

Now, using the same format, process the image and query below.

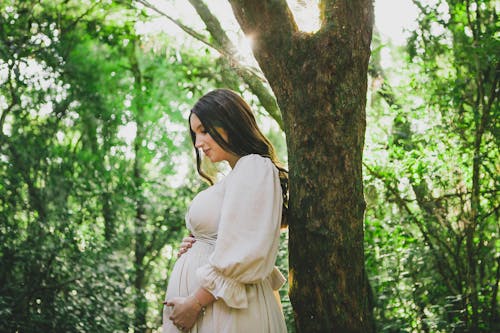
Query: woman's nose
195,135,203,148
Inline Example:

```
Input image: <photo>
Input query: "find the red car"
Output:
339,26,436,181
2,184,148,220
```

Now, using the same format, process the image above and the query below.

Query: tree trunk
229,1,374,332
129,39,148,333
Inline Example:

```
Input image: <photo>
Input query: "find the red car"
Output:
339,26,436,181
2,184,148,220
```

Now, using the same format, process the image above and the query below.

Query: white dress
162,154,287,333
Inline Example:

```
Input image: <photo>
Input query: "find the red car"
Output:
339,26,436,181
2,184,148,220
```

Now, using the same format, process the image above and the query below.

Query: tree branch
135,0,284,129
364,163,461,294
188,0,236,53
136,0,216,53
187,0,283,128
0,64,21,137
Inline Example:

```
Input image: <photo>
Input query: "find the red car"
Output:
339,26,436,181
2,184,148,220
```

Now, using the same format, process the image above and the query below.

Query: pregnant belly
165,241,214,298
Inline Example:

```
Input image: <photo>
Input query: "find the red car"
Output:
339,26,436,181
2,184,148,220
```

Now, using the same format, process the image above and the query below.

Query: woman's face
190,113,239,167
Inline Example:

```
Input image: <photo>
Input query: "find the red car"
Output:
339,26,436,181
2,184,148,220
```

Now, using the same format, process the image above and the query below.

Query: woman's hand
164,296,202,331
177,235,196,258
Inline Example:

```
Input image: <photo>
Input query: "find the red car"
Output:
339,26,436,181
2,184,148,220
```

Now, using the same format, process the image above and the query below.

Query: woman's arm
195,155,283,308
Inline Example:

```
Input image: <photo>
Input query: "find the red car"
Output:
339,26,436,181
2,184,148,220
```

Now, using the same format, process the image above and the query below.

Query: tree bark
229,1,374,332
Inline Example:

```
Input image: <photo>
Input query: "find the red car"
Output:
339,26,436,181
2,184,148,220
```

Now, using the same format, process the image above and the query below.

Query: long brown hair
189,88,289,226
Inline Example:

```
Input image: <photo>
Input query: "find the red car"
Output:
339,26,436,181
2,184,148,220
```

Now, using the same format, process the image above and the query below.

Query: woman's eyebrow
192,124,204,132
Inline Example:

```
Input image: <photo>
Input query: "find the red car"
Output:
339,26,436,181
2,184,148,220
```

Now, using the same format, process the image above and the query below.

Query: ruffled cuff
196,264,248,309
267,266,286,290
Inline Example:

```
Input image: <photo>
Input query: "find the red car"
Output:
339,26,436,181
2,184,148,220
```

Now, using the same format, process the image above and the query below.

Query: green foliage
365,1,499,332
0,0,222,331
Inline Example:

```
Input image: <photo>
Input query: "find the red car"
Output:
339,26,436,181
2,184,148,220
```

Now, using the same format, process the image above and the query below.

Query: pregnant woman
162,88,288,332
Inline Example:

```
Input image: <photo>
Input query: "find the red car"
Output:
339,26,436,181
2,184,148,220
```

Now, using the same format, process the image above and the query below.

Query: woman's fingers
180,240,192,248
182,236,196,244
167,297,198,330
177,236,196,257
164,297,180,308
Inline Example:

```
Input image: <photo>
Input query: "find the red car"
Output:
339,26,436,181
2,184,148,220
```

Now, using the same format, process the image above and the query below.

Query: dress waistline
195,236,216,246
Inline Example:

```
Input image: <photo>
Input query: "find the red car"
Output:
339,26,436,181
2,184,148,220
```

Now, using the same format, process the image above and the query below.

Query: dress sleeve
196,154,283,309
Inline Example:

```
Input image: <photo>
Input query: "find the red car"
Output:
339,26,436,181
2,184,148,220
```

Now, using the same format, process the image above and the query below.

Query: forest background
0,0,498,332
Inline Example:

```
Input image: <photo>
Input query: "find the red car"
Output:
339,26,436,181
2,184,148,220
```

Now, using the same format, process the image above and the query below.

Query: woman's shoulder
224,154,277,186
224,154,278,192
236,153,272,166
233,154,274,172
